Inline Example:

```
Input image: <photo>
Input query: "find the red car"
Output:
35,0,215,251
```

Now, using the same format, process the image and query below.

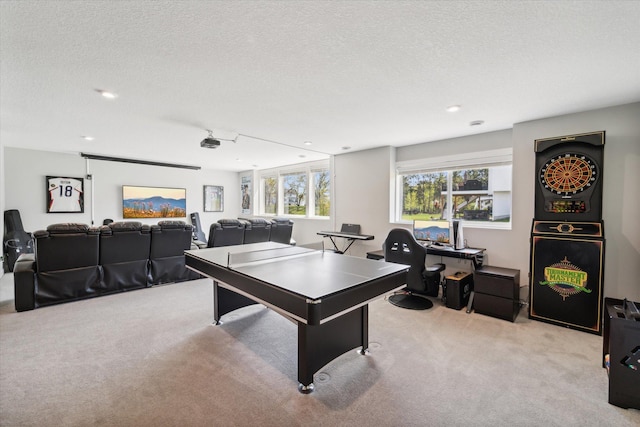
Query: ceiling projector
200,137,221,149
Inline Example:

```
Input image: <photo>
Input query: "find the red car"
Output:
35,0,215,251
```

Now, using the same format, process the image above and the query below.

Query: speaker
444,271,473,309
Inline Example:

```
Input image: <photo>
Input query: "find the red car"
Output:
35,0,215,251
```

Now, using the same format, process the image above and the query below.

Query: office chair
383,228,445,310
3,209,34,272
189,212,207,248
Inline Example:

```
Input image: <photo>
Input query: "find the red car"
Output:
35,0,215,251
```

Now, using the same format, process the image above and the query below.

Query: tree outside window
283,172,307,215
402,171,447,220
263,176,277,214
401,166,510,223
313,169,330,216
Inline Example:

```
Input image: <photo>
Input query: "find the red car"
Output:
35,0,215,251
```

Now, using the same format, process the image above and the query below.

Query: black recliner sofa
14,221,200,312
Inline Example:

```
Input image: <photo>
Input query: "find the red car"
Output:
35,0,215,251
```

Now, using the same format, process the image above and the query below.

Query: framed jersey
46,176,84,213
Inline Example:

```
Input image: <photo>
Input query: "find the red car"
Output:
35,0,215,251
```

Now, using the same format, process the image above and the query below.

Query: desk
367,245,485,313
317,230,374,254
366,245,485,269
185,242,407,393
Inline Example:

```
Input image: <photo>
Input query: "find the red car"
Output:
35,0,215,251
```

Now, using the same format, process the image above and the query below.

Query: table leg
212,281,259,325
297,305,369,393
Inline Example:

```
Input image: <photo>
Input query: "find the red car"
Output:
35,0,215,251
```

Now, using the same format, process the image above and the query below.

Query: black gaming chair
189,212,207,248
383,228,445,310
3,209,34,272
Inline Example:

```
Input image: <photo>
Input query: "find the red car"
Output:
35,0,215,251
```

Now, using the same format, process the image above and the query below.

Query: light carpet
1,274,638,426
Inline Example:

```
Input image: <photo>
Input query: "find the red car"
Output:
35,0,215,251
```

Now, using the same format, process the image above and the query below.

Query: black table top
186,242,406,300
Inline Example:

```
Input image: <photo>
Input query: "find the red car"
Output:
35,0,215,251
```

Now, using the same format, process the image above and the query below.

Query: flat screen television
122,185,186,219
412,219,450,244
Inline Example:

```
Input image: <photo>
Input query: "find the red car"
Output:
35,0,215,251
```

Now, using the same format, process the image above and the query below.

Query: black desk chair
383,228,445,310
189,212,207,248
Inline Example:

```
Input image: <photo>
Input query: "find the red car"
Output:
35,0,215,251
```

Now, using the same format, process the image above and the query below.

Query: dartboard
539,153,598,196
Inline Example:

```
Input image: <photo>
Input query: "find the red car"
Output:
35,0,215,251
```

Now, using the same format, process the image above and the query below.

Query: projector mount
200,129,237,149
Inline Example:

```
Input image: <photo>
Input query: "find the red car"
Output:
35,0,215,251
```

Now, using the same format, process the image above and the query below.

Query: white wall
511,102,640,301
3,103,639,302
331,103,640,301
3,148,241,237
333,146,396,257
0,139,5,276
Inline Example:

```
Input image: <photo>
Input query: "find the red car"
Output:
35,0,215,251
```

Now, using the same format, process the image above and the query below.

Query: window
263,176,277,214
283,172,307,215
258,160,330,218
397,149,512,227
313,169,330,216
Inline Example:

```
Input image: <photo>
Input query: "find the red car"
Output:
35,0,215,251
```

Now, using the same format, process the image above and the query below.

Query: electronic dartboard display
534,131,604,222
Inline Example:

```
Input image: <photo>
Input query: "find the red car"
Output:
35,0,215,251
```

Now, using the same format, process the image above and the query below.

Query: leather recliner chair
207,219,245,247
242,218,271,244
269,218,294,245
99,221,151,292
14,223,101,311
149,221,200,285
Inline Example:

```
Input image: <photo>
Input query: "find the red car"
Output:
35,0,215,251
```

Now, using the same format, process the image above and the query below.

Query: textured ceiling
1,1,639,171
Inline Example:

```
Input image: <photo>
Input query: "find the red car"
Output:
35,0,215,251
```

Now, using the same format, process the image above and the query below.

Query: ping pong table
185,242,408,393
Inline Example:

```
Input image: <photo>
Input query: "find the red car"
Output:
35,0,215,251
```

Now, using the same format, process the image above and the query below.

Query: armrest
193,240,208,249
14,253,36,312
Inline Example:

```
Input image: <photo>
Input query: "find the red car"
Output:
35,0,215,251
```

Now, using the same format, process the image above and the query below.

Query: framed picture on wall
122,185,186,218
46,176,85,213
203,185,224,212
241,175,252,214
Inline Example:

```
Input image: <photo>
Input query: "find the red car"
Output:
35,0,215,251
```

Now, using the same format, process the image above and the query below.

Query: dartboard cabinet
529,131,605,334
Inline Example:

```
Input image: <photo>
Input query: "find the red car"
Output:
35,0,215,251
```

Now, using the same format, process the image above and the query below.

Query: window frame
395,148,513,230
258,160,331,219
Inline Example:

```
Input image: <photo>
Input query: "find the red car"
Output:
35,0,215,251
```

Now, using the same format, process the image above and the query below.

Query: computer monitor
412,219,450,244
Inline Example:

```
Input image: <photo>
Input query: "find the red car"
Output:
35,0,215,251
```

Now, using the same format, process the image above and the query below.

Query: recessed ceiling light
304,141,312,146
299,155,306,158
446,105,461,112
470,120,485,126
341,146,351,150
81,135,94,141
95,89,118,99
